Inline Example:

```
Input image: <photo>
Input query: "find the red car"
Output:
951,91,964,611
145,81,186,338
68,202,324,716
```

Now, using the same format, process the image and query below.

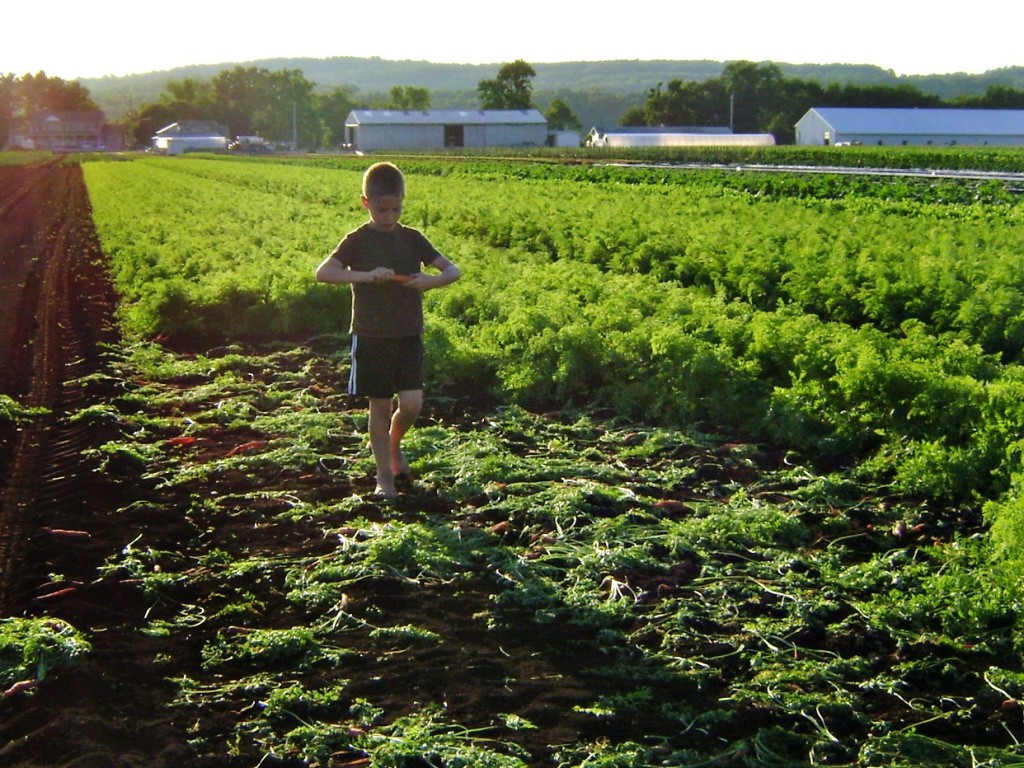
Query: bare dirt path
0,161,189,767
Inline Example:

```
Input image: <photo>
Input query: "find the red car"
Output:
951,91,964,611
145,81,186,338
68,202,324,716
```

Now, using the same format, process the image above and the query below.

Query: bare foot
374,482,398,500
391,447,411,478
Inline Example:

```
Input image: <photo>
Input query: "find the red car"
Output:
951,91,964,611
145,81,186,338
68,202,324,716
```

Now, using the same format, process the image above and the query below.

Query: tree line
4,61,1024,150
624,61,1024,143
0,72,101,148
2,60,562,149
121,60,560,149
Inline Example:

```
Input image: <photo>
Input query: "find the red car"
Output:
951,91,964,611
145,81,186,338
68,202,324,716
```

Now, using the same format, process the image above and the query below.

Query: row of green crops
84,154,1024,358
0,151,51,166
277,144,1024,174
83,154,1024,538
527,144,1024,173
82,158,363,340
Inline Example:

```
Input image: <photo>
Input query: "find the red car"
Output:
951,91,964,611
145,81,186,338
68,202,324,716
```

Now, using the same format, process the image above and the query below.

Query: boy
316,162,461,498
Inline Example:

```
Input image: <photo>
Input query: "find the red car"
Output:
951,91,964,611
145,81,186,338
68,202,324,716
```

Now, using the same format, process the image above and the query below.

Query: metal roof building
586,126,775,147
344,109,548,151
152,120,229,155
795,108,1024,147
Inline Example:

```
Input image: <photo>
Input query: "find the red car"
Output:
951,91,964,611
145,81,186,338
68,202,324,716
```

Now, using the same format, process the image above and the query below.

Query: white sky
4,0,1019,80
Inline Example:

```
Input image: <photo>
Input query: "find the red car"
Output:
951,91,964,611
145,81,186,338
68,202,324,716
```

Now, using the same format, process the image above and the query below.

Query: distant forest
82,56,1024,134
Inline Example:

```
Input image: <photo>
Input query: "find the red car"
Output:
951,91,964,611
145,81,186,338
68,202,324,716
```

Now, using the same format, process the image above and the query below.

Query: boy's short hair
362,162,405,199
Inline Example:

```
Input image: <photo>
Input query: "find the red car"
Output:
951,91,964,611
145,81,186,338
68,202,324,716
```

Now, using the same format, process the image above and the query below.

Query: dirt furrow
0,162,187,767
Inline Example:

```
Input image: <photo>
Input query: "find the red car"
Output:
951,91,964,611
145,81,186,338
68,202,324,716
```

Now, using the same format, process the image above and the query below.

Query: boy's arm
315,255,397,284
405,255,461,291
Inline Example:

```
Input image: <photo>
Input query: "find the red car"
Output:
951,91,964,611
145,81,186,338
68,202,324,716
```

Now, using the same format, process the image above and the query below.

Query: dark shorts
349,335,424,399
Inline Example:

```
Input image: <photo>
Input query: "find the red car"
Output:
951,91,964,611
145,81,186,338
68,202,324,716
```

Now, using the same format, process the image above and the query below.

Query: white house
586,126,775,148
344,109,548,151
795,108,1024,147
152,121,229,155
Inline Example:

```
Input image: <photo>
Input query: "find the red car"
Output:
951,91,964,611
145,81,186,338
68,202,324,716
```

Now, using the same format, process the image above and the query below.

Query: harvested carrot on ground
226,440,268,457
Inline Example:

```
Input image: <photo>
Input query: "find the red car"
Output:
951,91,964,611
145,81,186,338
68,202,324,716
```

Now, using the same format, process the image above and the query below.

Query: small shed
795,108,1024,147
549,130,581,148
586,126,775,148
344,109,547,151
152,120,229,155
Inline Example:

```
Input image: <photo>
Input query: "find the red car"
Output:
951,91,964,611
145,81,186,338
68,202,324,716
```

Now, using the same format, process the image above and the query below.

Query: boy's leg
368,396,396,497
390,389,423,477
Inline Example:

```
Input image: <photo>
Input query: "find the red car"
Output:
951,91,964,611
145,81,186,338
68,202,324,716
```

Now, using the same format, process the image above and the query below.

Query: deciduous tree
17,72,99,114
212,67,318,148
316,87,358,147
478,60,536,110
0,74,15,148
544,98,581,131
390,86,430,111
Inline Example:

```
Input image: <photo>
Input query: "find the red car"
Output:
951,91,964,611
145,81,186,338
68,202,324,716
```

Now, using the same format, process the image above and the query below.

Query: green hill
81,57,1024,129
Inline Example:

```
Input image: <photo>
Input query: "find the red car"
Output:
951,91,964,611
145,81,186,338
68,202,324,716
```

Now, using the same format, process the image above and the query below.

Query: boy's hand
397,263,460,291
367,267,396,283
396,273,435,291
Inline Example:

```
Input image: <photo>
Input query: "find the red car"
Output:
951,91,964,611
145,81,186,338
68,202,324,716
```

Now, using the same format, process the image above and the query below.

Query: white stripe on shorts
348,335,358,396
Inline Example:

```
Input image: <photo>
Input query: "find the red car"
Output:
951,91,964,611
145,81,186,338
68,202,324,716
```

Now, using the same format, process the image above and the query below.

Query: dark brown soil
0,160,194,767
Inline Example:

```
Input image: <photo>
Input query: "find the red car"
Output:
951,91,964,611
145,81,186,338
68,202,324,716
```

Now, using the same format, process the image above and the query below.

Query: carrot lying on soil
42,527,91,538
33,587,77,601
3,680,39,699
227,440,268,457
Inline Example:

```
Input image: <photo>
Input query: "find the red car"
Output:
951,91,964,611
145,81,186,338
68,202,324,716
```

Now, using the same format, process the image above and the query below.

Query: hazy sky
5,0,1019,79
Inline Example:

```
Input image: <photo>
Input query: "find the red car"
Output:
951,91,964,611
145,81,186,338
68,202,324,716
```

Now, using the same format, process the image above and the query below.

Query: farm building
795,108,1024,146
586,126,775,148
9,111,123,151
550,130,581,148
152,120,229,155
344,109,547,151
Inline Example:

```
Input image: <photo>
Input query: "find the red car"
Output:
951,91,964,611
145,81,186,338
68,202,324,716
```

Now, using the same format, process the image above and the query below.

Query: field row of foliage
0,150,51,166
514,144,1024,173
83,153,1024,507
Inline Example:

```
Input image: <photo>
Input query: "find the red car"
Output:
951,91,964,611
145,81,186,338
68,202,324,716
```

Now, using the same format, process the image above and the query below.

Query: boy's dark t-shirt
329,222,444,338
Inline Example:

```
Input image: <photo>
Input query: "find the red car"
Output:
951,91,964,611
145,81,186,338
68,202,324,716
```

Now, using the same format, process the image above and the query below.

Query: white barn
795,108,1024,147
344,109,548,151
152,120,229,155
587,127,775,148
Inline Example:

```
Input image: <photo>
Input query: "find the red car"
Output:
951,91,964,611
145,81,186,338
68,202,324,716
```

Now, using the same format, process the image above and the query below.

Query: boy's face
363,193,403,232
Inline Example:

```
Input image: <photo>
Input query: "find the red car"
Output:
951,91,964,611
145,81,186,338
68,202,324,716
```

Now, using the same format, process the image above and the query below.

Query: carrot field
7,149,1024,766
